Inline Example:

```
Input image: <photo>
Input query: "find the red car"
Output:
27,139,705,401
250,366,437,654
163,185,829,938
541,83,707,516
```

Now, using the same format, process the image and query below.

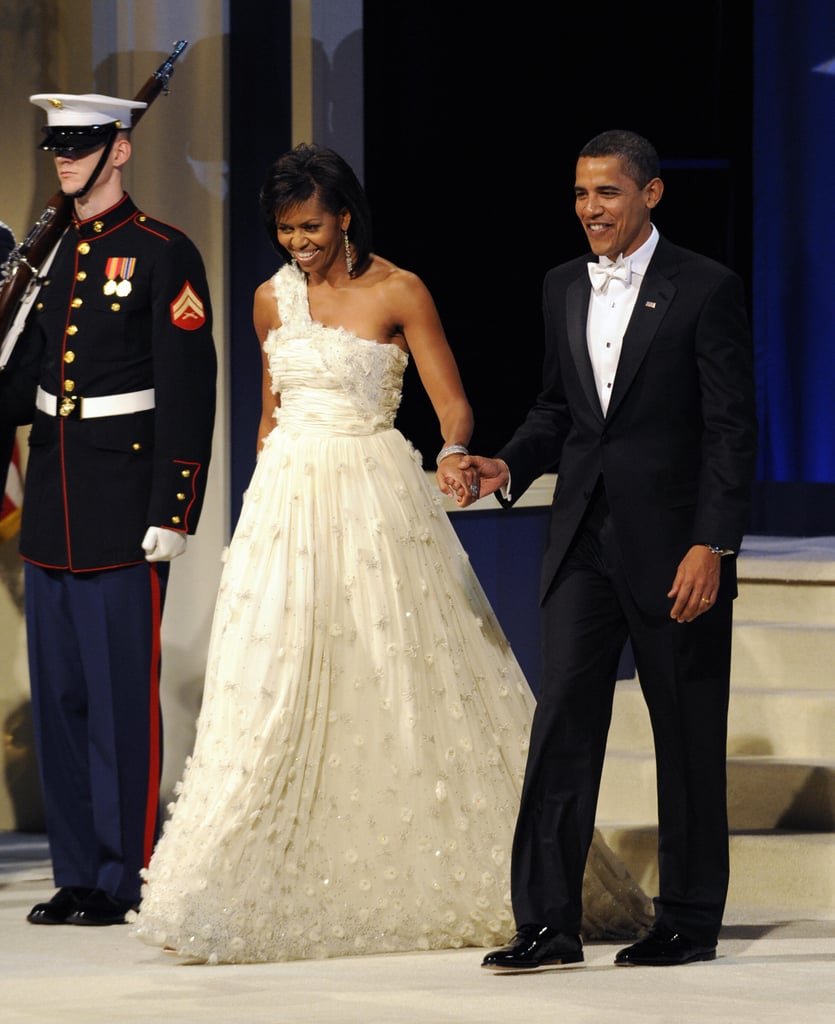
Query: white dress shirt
587,224,659,415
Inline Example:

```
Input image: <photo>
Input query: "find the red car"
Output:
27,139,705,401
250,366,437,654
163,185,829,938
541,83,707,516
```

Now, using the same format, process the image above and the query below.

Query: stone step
736,535,835,625
598,752,657,822
735,578,835,626
599,753,835,831
727,757,835,830
595,538,835,918
731,620,835,690
738,536,835,578
727,689,835,759
608,681,835,760
598,824,835,912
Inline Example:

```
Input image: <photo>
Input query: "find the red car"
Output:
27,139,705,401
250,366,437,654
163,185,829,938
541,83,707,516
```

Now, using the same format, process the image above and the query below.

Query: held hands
142,526,187,562
436,454,479,507
667,544,721,622
437,455,509,507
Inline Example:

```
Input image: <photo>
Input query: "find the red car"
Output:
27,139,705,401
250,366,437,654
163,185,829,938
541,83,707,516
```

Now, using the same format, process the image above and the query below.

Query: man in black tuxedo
461,129,758,969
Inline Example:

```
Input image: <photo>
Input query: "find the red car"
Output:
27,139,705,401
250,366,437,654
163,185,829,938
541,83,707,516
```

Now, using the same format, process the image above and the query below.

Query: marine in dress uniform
9,93,216,926
1,219,18,489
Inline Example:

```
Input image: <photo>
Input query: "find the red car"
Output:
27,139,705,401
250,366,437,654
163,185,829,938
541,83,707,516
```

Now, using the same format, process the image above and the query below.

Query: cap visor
39,124,115,152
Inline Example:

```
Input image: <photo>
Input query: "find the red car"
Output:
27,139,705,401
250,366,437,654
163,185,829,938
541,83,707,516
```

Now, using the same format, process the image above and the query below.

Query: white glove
141,526,187,562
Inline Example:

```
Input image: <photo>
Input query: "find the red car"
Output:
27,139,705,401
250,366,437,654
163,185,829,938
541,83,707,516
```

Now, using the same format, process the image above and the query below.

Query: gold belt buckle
59,396,76,417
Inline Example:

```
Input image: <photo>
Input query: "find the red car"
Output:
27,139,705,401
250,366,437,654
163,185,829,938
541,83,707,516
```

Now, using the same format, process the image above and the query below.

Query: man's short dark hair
579,130,660,188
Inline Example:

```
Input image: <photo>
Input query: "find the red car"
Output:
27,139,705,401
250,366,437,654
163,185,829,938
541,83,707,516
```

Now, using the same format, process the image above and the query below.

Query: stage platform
2,530,833,1022
0,834,833,1024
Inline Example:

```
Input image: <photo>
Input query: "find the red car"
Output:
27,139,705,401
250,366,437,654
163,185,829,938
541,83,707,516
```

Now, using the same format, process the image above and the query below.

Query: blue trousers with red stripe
24,560,169,903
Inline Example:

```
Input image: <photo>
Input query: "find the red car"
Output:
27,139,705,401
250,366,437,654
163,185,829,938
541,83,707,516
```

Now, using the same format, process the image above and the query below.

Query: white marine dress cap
30,93,148,151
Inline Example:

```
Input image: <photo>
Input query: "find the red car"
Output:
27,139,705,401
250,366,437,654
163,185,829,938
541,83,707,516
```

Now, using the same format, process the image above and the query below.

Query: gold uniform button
93,220,104,233
170,516,181,525
67,324,78,335
76,271,87,281
132,443,142,451
78,242,90,255
110,303,121,311
71,297,83,308
63,379,75,392
180,468,192,478
64,351,75,363
138,215,147,222
176,492,186,501
36,302,44,310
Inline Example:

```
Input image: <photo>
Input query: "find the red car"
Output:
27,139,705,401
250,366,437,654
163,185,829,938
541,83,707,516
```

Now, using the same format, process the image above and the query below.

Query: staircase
597,535,835,914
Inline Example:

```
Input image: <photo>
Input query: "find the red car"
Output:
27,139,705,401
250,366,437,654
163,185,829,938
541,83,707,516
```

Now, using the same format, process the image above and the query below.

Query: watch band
702,544,733,556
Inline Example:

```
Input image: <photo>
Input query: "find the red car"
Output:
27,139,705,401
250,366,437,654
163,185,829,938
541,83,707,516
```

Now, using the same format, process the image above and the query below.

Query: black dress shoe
481,924,583,972
65,889,139,926
27,886,94,925
615,926,716,966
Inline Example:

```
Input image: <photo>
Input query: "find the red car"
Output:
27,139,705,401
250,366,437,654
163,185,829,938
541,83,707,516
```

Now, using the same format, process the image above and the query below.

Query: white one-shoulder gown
131,263,652,964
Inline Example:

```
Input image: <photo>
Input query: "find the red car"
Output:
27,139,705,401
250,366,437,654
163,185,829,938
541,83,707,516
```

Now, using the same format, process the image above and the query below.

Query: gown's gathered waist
277,387,398,436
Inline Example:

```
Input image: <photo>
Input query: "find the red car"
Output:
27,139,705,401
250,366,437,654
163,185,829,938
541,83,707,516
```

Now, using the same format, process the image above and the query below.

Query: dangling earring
343,230,354,277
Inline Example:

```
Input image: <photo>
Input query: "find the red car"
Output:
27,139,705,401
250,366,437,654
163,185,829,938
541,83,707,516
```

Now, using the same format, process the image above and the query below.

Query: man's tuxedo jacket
498,235,758,616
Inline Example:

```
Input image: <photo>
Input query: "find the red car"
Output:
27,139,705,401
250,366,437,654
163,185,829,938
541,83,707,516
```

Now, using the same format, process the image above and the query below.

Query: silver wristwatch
702,544,733,556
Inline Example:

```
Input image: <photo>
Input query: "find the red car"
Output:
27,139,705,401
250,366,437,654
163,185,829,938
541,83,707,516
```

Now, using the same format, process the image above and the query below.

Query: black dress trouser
510,483,732,946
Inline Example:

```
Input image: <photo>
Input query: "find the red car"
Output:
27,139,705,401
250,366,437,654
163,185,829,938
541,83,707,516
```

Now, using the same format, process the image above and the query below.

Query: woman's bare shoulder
367,255,428,299
253,274,281,335
254,274,279,301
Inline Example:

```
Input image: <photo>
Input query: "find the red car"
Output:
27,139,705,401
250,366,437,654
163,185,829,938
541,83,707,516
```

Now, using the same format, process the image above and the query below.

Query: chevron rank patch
170,282,207,330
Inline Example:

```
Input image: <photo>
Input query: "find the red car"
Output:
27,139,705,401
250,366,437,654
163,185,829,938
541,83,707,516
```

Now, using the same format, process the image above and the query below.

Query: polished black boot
27,886,93,925
481,924,583,972
615,925,716,966
65,889,139,926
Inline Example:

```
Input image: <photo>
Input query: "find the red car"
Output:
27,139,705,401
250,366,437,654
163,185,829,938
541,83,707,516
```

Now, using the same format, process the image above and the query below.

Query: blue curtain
754,2,835,482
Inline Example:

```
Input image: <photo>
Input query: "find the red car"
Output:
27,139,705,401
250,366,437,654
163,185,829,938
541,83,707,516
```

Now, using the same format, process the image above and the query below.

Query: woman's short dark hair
578,130,660,188
259,143,373,273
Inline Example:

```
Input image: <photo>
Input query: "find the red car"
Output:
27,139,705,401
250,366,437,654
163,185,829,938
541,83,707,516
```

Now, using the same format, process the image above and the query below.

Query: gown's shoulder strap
271,262,308,325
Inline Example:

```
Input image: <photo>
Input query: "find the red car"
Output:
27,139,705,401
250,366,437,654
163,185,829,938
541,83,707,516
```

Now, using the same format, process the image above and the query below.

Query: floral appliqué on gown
131,263,652,964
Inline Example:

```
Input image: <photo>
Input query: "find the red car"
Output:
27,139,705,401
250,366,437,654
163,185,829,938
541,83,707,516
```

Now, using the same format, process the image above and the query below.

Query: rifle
0,39,188,367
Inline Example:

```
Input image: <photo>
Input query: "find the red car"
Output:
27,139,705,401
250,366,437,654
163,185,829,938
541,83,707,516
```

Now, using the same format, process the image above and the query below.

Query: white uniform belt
36,385,156,419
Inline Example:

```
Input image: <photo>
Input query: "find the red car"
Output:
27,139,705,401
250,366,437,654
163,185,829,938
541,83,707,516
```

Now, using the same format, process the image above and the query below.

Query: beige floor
3,536,835,1024
1,838,834,1024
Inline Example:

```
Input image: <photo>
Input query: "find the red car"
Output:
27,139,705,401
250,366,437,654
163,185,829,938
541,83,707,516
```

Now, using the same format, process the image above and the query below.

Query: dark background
231,3,835,536
362,2,753,462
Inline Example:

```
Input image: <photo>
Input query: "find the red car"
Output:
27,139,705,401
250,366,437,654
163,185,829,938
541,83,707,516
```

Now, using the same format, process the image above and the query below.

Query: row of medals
103,279,132,297
60,278,130,414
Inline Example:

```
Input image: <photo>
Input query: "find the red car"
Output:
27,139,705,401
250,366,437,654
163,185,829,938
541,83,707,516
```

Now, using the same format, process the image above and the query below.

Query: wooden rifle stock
0,40,188,353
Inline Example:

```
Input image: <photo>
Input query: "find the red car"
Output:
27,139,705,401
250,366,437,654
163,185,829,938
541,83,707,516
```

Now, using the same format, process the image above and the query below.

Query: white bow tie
588,254,632,292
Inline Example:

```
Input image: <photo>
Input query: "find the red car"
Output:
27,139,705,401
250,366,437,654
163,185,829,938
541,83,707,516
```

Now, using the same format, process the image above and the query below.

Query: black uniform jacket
0,222,18,478
9,192,217,572
498,236,758,617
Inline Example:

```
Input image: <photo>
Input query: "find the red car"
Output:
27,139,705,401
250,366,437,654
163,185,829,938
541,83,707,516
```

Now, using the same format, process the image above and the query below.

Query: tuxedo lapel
606,242,678,421
566,272,603,422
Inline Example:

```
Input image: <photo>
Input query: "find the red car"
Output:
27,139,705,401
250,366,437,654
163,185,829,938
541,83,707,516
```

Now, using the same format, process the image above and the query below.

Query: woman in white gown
131,144,652,964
